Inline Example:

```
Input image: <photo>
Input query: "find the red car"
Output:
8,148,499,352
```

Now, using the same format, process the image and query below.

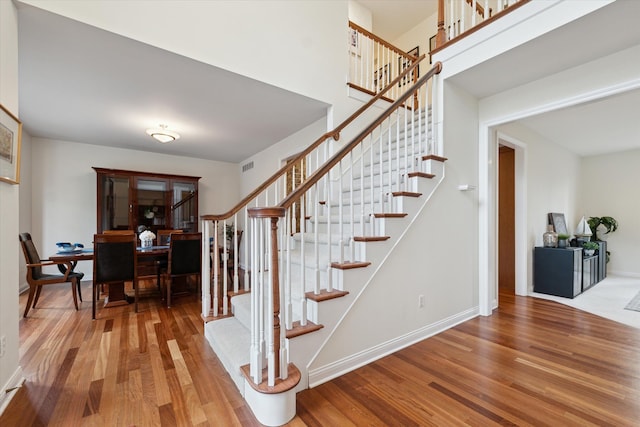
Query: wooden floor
2,282,640,426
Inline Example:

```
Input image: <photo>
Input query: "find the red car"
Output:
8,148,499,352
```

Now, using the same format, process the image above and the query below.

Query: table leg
104,282,129,307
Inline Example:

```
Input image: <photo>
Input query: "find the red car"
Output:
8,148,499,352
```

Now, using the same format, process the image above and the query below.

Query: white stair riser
307,219,374,237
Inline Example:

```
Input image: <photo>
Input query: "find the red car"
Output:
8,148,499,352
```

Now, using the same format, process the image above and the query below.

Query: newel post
247,206,286,382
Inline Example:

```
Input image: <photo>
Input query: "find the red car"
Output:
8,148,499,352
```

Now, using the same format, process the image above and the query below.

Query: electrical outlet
418,295,425,308
0,335,6,358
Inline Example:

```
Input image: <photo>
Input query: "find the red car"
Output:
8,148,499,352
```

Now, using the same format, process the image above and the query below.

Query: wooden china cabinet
94,167,200,235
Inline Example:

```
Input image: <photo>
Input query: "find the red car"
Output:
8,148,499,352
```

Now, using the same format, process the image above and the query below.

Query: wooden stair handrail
201,55,427,222
277,61,442,211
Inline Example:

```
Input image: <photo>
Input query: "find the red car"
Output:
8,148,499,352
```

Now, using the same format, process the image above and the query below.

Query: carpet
625,290,640,312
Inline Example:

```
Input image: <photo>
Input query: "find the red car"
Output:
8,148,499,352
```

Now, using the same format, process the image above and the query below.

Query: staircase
201,59,443,425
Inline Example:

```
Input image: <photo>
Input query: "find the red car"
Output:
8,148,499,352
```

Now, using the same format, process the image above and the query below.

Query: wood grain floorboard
2,283,640,426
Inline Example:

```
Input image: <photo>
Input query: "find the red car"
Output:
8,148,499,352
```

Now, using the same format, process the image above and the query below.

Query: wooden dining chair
92,233,138,319
162,232,201,308
19,232,85,318
157,229,183,246
155,229,183,291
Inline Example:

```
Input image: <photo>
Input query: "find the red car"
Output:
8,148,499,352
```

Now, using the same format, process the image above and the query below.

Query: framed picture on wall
349,28,360,56
398,46,419,87
374,63,390,92
0,104,22,185
429,35,437,64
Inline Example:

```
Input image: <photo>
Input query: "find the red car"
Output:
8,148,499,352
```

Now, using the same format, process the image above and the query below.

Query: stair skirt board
307,306,478,388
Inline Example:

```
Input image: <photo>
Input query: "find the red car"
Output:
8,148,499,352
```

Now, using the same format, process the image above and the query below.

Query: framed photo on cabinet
0,104,22,185
548,212,568,236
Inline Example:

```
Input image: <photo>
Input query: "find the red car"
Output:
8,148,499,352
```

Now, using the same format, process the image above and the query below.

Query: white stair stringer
290,158,445,390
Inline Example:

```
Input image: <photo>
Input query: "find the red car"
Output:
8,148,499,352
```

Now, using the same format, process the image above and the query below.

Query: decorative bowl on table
56,242,84,253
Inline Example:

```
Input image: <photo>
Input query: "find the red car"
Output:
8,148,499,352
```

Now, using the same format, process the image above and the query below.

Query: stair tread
286,321,324,339
305,289,349,301
330,261,371,269
353,236,390,242
205,317,251,365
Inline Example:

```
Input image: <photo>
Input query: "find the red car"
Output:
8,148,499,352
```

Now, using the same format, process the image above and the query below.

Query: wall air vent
242,161,254,173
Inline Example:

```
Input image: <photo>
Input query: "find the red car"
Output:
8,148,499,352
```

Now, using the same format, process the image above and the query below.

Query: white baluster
250,217,261,383
244,207,249,292
313,182,320,296
361,138,366,237
266,217,275,387
285,209,292,330
349,151,354,261
338,159,344,263
202,219,211,318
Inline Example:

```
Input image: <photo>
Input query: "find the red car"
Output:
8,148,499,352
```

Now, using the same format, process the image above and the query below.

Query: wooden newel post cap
248,207,286,218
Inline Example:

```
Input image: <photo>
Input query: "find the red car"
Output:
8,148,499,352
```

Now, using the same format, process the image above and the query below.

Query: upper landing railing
347,1,528,103
434,0,530,50
347,21,420,102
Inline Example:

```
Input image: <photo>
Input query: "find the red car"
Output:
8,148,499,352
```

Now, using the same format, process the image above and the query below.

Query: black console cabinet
534,245,606,298
597,240,607,282
534,247,583,298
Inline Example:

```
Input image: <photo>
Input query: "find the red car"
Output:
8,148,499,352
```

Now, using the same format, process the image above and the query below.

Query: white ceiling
16,1,640,164
17,4,329,163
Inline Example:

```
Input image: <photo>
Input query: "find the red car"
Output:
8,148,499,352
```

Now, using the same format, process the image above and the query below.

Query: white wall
310,80,481,370
392,11,437,64
348,0,372,30
0,0,23,413
30,138,240,278
580,149,640,277
238,118,327,198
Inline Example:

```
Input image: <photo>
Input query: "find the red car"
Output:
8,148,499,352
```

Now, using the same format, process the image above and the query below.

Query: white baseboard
608,270,640,279
308,307,478,388
0,367,25,416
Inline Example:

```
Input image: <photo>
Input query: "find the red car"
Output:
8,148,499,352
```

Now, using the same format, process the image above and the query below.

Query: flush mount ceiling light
146,124,180,143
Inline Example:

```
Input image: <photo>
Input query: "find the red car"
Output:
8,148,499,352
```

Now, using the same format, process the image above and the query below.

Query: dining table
49,245,169,307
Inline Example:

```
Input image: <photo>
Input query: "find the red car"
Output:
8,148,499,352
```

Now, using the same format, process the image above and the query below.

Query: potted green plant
583,241,599,256
225,223,235,243
587,216,618,241
587,216,618,262
557,233,571,248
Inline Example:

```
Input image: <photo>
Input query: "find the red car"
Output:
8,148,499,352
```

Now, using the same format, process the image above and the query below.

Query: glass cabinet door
98,174,131,232
134,178,169,234
171,180,197,232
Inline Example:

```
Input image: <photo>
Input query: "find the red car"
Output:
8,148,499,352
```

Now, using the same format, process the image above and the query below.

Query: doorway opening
498,145,515,293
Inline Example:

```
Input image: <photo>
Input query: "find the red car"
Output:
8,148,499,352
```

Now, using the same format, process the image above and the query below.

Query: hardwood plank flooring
2,283,639,426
